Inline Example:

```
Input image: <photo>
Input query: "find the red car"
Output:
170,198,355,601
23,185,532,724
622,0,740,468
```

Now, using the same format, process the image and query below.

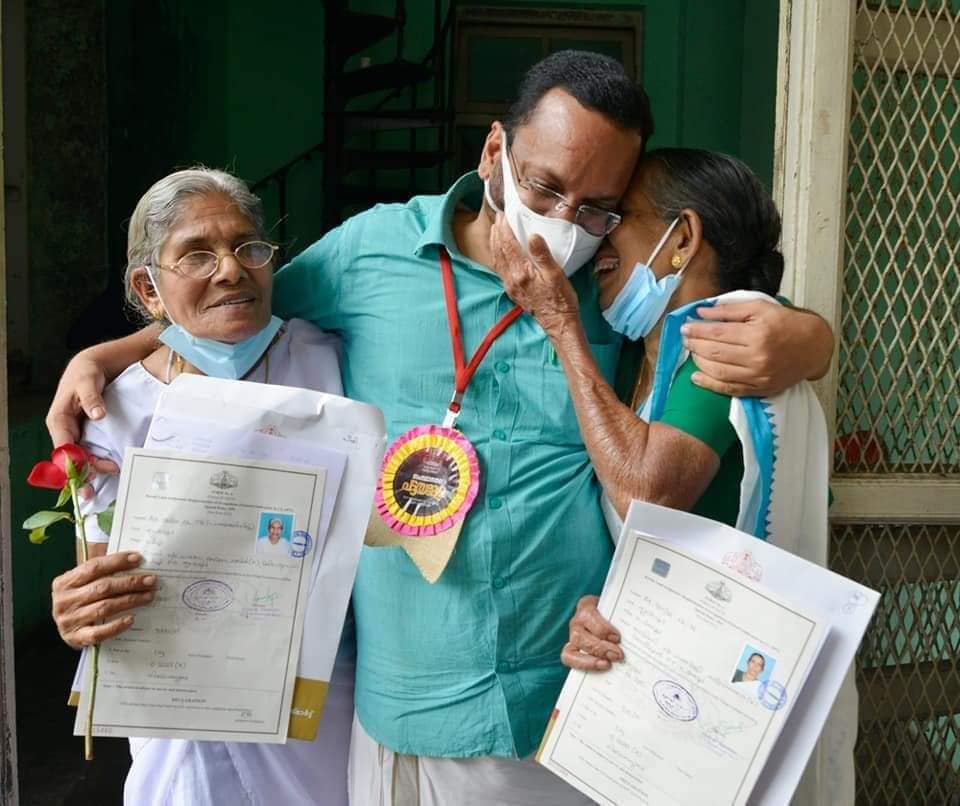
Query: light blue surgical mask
146,266,282,380
602,218,684,340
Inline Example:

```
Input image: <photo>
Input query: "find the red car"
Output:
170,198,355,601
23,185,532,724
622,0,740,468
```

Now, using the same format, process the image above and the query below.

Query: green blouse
653,356,744,527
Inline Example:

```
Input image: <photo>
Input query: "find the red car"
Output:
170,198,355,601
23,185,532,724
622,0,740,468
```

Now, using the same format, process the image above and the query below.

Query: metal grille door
830,2,960,803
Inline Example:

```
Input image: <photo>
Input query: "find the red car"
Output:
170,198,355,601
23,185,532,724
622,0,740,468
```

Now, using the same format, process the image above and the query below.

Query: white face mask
484,134,604,277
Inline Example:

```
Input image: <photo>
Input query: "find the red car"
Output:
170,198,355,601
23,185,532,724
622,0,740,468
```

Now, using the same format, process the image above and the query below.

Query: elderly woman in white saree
49,168,351,805
490,148,856,806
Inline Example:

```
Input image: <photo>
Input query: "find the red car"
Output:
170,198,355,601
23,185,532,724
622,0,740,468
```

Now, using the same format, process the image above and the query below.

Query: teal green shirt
273,173,620,758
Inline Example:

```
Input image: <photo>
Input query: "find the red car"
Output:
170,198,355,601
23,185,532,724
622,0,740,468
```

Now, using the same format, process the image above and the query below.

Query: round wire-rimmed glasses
151,241,279,280
506,147,622,237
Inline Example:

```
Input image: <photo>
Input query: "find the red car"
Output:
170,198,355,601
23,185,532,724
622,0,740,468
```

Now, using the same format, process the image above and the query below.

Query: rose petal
27,461,68,490
51,444,90,474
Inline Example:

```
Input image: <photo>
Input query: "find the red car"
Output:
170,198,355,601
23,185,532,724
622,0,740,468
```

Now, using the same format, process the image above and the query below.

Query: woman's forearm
543,316,652,503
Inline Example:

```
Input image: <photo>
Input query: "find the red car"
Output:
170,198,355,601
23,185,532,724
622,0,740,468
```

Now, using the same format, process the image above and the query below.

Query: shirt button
488,497,503,510
497,660,511,673
495,361,510,373
492,576,507,589
493,429,507,441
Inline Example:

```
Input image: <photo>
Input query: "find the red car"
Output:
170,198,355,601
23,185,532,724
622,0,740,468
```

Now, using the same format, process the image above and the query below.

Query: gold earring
671,254,684,269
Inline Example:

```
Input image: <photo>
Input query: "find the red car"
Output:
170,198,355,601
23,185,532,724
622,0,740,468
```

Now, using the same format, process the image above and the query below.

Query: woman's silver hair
124,166,265,321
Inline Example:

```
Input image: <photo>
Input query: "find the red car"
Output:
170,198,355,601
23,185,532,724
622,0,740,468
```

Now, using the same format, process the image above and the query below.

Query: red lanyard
439,247,522,426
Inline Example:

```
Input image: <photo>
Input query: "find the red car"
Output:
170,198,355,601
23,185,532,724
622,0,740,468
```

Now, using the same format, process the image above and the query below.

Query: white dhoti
347,716,593,806
122,625,355,806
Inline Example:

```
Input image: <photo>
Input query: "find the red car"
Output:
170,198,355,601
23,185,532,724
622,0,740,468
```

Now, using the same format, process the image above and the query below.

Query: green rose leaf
23,510,73,530
28,527,49,545
96,503,115,536
56,485,72,508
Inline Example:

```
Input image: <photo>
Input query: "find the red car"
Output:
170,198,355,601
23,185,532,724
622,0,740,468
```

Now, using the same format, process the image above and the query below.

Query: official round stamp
758,679,788,711
182,579,233,612
290,530,313,558
652,680,699,722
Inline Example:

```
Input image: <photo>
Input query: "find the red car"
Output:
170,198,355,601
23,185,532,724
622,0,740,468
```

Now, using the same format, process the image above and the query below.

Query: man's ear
477,121,505,181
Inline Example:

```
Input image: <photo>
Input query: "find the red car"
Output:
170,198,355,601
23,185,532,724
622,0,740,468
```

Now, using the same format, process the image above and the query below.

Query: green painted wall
9,416,75,635
103,0,780,261
10,0,780,636
11,1,109,636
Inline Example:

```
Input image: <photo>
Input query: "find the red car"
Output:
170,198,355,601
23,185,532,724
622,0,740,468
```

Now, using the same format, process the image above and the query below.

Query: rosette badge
375,424,480,537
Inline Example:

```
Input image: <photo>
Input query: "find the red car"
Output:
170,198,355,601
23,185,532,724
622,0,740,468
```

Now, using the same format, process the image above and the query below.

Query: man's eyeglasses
507,148,622,237
151,241,278,280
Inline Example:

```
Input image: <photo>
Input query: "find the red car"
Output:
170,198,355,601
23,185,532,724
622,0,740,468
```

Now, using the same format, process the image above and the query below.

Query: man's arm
46,325,160,446
681,301,834,397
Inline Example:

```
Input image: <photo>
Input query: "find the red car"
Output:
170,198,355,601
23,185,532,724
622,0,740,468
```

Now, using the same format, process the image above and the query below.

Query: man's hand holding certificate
538,503,879,806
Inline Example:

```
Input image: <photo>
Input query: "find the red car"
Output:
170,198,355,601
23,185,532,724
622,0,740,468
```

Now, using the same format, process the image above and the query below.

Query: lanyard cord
439,247,523,421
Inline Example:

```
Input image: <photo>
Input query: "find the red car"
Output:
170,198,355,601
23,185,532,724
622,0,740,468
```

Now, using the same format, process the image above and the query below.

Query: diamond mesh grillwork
836,0,960,474
832,521,960,804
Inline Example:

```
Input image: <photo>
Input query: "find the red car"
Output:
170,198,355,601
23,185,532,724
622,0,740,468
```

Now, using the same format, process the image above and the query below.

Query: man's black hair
503,50,655,146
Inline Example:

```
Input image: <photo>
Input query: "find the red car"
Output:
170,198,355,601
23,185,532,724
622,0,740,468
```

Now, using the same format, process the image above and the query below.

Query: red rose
27,444,91,490
52,444,90,476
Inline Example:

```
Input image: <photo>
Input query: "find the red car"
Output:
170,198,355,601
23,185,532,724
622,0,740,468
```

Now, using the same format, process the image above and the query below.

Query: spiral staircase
252,1,455,238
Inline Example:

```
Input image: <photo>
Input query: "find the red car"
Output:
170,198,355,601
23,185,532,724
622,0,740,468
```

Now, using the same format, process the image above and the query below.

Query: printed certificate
538,532,826,806
74,448,325,744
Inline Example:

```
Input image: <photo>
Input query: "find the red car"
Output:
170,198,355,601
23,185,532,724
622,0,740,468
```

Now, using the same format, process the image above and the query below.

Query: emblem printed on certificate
73,448,325,744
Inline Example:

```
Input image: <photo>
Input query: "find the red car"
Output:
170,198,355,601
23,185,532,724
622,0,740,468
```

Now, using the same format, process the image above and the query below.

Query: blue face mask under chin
158,316,283,380
145,265,282,380
602,218,684,340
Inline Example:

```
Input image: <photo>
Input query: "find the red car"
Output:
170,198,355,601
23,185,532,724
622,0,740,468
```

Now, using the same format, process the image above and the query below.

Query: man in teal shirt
271,52,832,803
47,51,833,804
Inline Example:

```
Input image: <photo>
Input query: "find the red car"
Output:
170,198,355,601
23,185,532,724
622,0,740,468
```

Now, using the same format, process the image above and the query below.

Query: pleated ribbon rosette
366,424,480,582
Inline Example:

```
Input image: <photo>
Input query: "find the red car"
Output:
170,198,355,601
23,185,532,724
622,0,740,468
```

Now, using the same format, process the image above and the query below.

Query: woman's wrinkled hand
52,552,157,649
561,595,624,671
489,213,580,334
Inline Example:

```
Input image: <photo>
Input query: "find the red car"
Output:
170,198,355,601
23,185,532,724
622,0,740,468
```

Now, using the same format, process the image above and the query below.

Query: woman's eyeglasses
151,241,278,280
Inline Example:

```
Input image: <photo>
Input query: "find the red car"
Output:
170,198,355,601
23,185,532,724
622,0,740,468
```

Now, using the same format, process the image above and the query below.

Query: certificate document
75,448,325,744
538,532,826,806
